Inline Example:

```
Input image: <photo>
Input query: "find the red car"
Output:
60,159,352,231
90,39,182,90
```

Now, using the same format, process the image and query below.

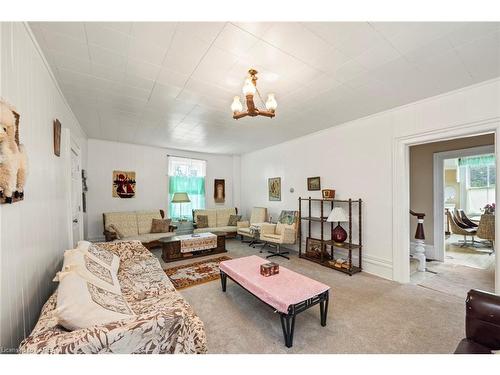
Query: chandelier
230,69,277,119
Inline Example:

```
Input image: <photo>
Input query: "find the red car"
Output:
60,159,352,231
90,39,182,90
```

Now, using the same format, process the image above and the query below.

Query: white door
70,140,83,248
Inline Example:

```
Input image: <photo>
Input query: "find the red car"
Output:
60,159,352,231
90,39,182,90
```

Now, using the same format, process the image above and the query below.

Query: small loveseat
103,210,175,249
192,207,238,237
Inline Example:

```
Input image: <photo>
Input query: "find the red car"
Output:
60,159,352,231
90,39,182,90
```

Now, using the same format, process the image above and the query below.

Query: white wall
86,139,238,241
241,78,500,280
0,23,87,349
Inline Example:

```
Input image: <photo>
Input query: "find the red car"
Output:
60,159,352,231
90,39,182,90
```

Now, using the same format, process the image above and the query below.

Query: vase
333,223,347,245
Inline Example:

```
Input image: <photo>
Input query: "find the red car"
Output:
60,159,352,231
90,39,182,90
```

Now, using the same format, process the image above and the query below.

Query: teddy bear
0,100,28,203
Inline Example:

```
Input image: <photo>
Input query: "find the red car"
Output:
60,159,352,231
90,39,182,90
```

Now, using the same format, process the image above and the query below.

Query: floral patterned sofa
19,241,207,354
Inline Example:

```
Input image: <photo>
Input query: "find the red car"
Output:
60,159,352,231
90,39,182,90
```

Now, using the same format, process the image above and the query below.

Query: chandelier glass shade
231,69,277,119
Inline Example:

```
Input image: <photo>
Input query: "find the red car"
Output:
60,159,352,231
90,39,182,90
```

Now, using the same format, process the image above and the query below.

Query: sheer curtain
168,156,206,220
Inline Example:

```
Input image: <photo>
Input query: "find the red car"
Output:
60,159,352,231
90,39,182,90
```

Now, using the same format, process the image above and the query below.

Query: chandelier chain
255,86,266,107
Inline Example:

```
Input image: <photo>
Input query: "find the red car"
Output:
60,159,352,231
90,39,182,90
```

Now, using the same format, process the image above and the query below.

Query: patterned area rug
165,256,232,289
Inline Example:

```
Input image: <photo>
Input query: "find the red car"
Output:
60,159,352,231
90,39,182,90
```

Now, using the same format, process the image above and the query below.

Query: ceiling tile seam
174,22,228,100
298,22,369,72
144,22,179,104
82,23,92,63
230,22,326,75
365,21,414,66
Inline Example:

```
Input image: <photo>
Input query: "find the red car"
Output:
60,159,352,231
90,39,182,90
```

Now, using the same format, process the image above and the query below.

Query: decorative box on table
260,262,279,277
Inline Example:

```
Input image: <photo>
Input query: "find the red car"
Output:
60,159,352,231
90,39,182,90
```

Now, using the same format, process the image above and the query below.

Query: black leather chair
455,289,500,354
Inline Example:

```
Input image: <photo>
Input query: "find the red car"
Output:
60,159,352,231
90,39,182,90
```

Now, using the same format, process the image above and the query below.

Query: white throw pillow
60,249,121,294
77,241,120,274
55,271,134,331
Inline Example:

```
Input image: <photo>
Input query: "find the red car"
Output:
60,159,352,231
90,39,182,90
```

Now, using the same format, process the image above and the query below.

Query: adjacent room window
459,154,496,215
168,156,206,220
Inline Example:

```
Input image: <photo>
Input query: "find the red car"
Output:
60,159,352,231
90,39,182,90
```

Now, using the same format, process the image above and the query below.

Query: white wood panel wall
0,22,87,350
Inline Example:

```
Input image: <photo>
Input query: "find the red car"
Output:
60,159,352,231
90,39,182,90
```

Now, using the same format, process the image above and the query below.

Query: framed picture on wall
53,119,61,157
307,176,321,191
112,171,136,198
268,177,281,201
214,179,225,203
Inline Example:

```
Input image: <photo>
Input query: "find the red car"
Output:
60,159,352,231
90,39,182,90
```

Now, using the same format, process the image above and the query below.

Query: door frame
392,117,500,294
433,144,495,262
63,128,84,248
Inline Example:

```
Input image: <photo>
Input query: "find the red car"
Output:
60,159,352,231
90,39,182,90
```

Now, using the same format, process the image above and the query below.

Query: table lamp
327,207,348,245
171,192,190,221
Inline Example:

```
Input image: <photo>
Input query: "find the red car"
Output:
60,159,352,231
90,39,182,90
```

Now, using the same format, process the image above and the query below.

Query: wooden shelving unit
298,197,363,276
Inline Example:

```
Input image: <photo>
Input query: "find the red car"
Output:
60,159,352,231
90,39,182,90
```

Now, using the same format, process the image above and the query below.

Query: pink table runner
219,255,330,313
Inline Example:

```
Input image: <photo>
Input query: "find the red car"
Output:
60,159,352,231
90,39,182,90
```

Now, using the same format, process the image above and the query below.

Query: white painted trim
433,145,494,262
62,128,73,250
392,117,500,294
70,136,84,245
496,131,500,294
363,255,393,280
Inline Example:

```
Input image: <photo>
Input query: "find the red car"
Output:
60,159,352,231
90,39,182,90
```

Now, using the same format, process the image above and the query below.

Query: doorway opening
409,134,496,298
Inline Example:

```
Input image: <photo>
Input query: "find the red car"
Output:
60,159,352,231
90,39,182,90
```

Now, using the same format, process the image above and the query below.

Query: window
168,156,206,220
458,154,496,215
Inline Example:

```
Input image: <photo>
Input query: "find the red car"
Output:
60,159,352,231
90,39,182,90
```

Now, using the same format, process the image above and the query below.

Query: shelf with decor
298,197,362,276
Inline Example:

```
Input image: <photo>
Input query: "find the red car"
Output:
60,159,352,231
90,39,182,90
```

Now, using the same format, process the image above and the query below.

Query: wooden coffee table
219,255,330,348
160,231,227,263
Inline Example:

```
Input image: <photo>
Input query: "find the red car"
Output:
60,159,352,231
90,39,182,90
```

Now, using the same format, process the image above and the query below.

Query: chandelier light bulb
265,93,277,111
242,78,256,96
231,96,243,113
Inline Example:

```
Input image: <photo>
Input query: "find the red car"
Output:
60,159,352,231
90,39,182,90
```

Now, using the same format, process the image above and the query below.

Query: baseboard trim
363,255,393,280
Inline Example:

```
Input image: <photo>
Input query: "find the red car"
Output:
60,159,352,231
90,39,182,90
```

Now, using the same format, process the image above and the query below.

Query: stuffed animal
0,100,28,203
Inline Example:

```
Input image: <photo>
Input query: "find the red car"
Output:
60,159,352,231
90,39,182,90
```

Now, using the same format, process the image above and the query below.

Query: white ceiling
29,22,500,154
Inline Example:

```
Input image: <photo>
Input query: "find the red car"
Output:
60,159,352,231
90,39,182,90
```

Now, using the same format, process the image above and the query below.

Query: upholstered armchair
260,210,298,259
237,207,267,240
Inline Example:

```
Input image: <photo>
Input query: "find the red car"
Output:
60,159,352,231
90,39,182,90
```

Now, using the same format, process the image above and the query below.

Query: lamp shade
171,192,190,203
327,207,348,222
231,96,243,113
242,78,256,96
265,93,277,111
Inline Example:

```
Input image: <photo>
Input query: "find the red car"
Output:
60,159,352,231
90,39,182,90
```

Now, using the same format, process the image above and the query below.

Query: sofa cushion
250,207,267,224
104,212,139,237
151,218,171,233
196,215,209,228
193,225,237,234
228,214,241,226
216,208,237,227
106,224,124,239
237,226,253,235
124,232,175,243
61,249,122,294
276,222,294,235
136,210,162,235
78,241,120,274
55,271,134,331
194,209,216,228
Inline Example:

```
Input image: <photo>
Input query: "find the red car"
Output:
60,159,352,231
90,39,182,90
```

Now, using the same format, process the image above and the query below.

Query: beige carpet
419,261,495,298
152,240,466,354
